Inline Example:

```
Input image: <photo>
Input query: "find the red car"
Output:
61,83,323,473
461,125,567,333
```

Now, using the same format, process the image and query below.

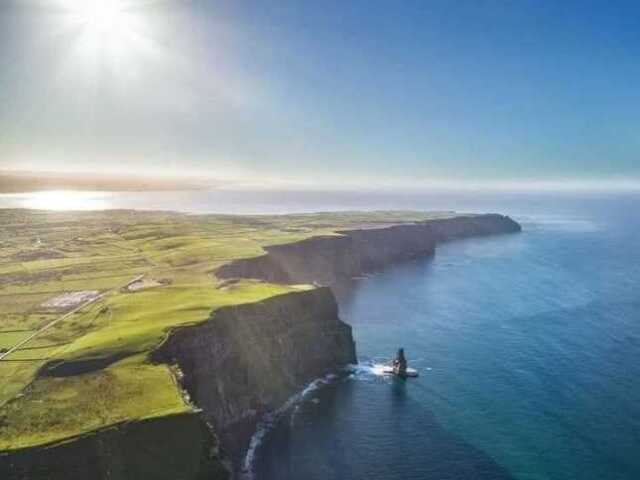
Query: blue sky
1,0,639,188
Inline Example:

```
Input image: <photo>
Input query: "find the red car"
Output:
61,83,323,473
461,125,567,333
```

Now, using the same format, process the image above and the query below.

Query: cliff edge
216,214,521,285
152,287,356,464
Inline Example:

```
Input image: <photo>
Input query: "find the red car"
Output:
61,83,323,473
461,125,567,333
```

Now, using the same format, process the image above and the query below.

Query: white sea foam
241,371,345,479
349,360,394,379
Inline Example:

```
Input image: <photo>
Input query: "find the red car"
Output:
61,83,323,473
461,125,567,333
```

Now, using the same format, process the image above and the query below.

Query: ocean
249,193,640,480
2,190,639,479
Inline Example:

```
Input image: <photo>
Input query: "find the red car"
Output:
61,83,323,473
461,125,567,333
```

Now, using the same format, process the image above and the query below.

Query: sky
1,0,639,189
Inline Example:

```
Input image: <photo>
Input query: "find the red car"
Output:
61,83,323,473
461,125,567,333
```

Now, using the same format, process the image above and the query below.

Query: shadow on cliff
328,255,435,305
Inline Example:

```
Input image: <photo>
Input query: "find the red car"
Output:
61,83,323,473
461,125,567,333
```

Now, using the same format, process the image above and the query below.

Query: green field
0,208,451,450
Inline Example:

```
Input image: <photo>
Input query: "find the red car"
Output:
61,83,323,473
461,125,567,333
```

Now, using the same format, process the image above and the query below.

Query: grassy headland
0,208,452,450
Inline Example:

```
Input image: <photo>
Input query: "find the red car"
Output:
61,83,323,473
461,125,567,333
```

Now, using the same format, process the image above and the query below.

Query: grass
0,208,453,451
0,356,188,451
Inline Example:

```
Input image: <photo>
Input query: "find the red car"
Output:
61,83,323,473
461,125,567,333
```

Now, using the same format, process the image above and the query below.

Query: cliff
152,287,356,464
1,288,354,479
216,214,521,285
0,412,229,480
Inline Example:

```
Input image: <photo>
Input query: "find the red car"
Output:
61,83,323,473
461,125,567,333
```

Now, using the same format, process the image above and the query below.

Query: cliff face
216,214,521,285
0,413,230,480
152,287,356,462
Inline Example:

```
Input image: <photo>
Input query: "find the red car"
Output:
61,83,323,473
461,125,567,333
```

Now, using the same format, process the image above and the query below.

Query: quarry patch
124,278,170,292
41,291,101,311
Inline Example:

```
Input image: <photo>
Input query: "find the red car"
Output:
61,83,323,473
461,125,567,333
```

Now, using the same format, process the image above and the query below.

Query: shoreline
211,214,521,474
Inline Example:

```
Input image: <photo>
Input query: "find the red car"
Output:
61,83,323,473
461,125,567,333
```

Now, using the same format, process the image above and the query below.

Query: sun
62,0,133,38
75,0,125,34
55,0,154,79
57,0,148,51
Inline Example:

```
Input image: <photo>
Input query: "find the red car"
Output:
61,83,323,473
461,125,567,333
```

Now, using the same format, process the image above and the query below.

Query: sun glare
20,191,112,211
62,0,132,36
75,0,124,34
57,0,152,70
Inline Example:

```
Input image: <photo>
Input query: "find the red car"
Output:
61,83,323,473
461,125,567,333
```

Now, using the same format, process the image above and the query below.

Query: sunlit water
2,189,635,216
3,190,639,479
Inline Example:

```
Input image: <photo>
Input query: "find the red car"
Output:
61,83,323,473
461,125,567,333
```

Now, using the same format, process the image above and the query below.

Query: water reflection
0,190,113,211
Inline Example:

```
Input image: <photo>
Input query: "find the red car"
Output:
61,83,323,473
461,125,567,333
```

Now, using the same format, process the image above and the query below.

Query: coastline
0,211,520,479
210,213,521,473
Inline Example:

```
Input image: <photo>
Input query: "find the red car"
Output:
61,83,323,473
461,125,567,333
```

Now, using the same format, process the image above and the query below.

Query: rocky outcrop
216,214,520,285
0,412,230,480
152,287,356,464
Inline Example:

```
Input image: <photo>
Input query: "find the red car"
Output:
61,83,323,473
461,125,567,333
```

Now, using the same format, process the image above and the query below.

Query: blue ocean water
252,194,640,480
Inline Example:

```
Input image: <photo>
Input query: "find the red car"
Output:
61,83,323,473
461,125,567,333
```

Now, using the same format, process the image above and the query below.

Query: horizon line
1,170,639,194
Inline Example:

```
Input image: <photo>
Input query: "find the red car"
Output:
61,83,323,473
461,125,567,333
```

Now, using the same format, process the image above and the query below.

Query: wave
240,371,343,480
349,361,388,378
349,358,428,380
